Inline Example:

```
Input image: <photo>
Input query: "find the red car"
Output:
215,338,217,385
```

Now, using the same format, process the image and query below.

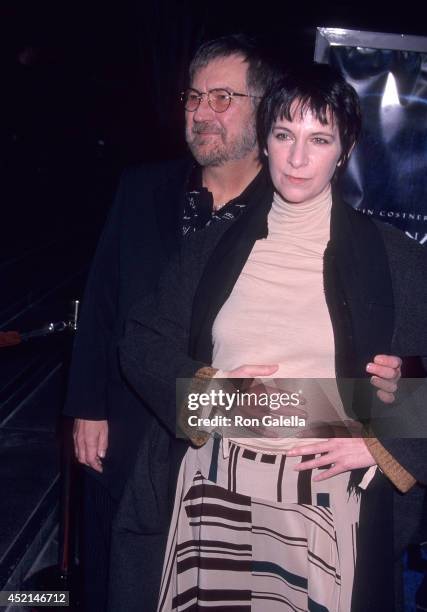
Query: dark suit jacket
118,193,427,611
64,158,191,499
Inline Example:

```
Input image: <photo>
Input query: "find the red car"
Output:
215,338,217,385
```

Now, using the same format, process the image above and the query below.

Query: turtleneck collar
270,184,332,238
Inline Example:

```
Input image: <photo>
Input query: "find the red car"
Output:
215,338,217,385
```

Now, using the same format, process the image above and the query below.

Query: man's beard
186,120,257,166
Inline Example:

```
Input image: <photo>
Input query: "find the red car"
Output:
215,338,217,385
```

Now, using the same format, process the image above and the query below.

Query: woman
121,64,427,611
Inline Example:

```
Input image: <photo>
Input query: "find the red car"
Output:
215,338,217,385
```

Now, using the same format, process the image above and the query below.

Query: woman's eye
275,132,291,141
312,137,329,144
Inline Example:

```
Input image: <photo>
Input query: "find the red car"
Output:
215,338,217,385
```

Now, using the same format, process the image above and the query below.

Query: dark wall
1,0,426,257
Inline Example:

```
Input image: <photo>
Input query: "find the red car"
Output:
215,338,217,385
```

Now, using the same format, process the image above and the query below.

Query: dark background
1,0,426,258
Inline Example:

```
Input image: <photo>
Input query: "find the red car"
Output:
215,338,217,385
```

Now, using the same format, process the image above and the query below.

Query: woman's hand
223,364,279,378
368,354,402,403
286,438,376,481
219,364,304,437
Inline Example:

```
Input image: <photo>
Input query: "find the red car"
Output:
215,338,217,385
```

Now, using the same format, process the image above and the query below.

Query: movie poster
315,28,427,244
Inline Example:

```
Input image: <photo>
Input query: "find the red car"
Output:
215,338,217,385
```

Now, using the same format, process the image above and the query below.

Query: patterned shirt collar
182,163,268,236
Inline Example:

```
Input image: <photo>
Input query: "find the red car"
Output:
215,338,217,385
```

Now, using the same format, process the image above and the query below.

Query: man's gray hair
189,34,276,102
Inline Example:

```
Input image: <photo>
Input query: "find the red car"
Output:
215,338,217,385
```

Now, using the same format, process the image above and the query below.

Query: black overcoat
64,158,191,499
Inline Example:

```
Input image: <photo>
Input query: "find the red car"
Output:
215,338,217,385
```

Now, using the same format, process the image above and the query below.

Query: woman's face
266,104,343,204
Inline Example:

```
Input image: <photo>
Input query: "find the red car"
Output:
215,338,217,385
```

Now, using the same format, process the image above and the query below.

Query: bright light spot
381,73,400,107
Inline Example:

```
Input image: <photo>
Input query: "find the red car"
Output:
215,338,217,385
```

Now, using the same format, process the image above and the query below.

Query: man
64,35,401,612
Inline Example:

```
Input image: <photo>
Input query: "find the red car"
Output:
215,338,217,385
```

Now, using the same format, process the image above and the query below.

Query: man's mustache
191,122,224,135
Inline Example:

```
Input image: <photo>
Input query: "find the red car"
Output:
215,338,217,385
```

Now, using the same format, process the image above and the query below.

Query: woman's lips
285,175,310,184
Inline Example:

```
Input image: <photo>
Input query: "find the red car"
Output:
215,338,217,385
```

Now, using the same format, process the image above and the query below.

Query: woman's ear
263,148,268,157
338,142,355,167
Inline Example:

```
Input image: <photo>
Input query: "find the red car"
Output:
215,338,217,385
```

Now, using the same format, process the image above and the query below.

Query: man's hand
367,354,402,403
73,419,109,473
286,438,376,481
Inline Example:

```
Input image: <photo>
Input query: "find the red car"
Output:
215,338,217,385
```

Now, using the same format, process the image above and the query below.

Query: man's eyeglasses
180,88,261,113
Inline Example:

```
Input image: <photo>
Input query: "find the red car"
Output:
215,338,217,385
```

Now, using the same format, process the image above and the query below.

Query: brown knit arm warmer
364,438,416,493
178,366,219,447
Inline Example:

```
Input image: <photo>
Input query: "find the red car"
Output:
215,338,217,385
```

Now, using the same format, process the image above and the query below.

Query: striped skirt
158,437,361,612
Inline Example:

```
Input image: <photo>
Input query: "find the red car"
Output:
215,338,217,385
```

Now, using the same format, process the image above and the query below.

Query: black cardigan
121,188,427,437
119,192,427,611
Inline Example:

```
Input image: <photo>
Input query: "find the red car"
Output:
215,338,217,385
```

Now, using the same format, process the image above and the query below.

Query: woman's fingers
293,454,336,471
225,364,279,378
288,438,377,480
312,465,344,481
286,441,332,457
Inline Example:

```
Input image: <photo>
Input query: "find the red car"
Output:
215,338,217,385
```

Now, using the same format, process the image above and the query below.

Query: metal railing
0,301,79,347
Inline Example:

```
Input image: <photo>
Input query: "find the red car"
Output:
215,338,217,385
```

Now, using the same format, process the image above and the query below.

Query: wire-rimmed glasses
181,88,261,113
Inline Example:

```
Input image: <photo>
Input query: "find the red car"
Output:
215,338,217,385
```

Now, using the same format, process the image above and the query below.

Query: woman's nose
288,141,308,168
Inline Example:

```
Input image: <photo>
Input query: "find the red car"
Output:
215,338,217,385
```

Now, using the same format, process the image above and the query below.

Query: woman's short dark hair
257,63,362,168
189,34,276,101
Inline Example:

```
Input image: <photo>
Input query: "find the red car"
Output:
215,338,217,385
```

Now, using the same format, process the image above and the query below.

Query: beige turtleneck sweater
212,185,346,451
205,184,415,491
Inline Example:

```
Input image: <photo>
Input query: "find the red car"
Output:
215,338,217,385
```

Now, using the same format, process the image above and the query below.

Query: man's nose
193,94,215,121
288,140,308,168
